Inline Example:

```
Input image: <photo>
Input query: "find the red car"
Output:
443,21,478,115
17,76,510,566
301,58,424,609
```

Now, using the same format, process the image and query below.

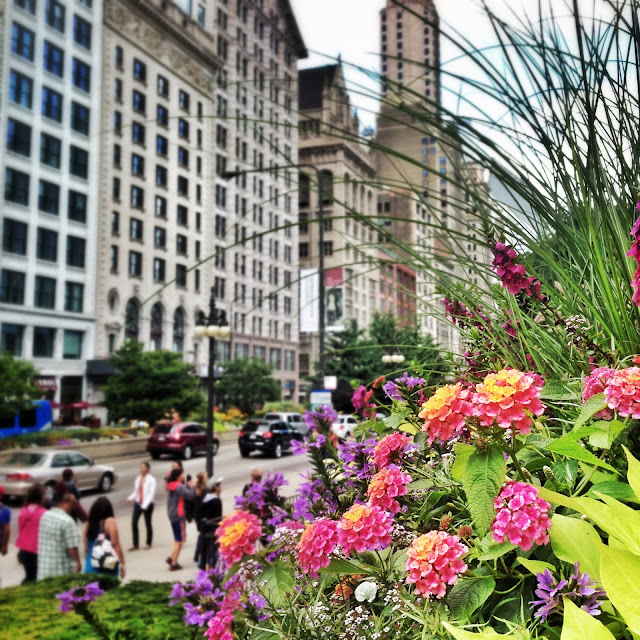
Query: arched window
108,289,119,313
319,170,333,206
150,303,163,350
298,172,310,208
124,299,140,341
173,308,185,353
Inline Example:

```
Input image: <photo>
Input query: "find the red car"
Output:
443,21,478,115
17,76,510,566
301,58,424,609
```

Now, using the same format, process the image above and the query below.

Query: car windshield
264,413,280,421
244,421,270,433
5,452,46,467
153,423,174,434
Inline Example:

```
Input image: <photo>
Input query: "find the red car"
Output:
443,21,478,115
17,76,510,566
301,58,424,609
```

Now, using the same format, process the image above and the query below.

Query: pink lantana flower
405,531,468,599
582,367,616,419
373,432,414,469
216,510,263,566
419,383,473,444
337,504,393,555
367,467,412,513
298,518,339,578
603,366,640,418
491,481,551,551
473,369,545,435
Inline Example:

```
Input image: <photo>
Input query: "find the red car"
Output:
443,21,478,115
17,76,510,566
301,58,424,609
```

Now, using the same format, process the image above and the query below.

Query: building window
156,135,168,156
68,191,87,223
177,146,189,167
197,5,205,27
1,324,24,355
269,348,282,370
284,349,295,371
38,180,59,214
110,245,118,272
178,90,190,111
124,299,139,340
7,119,31,156
70,102,90,135
62,330,83,359
66,235,85,268
178,118,189,139
176,234,187,255
73,15,91,49
133,58,146,83
113,143,121,167
194,269,200,291
45,0,65,31
42,87,63,121
112,177,120,199
37,227,58,261
43,41,64,77
114,78,122,101
64,282,83,312
173,308,185,352
177,205,188,226
132,89,146,114
115,45,123,68
5,168,30,205
34,275,56,308
150,303,163,349
157,105,168,127
40,133,61,168
128,250,142,276
153,258,165,282
11,23,35,61
129,217,143,241
132,122,145,145
9,71,33,108
157,75,169,96
177,176,188,196
299,242,309,258
131,153,145,176
114,110,122,134
69,146,88,178
33,327,56,357
3,219,27,255
72,58,91,91
0,270,26,304
15,0,36,14
154,226,166,247
155,195,166,218
131,186,144,208
176,264,187,287
111,211,119,235
156,165,167,186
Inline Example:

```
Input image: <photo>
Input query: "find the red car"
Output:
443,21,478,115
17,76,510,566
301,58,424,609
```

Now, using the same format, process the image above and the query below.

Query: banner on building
325,267,344,332
299,268,319,333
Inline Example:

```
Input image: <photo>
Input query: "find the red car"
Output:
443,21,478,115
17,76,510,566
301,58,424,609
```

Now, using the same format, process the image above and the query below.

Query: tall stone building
0,0,103,405
297,63,380,383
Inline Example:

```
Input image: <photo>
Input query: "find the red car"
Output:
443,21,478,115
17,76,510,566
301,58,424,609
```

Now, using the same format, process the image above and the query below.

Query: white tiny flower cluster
237,558,262,583
391,522,417,546
339,605,375,640
382,587,403,613
271,526,302,556
303,602,332,627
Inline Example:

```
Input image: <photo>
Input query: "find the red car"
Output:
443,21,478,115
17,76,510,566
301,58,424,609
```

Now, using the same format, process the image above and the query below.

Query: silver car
0,449,117,499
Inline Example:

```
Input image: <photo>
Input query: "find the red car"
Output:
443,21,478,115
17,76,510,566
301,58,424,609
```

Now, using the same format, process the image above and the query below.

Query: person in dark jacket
165,468,196,571
198,477,223,570
52,469,87,523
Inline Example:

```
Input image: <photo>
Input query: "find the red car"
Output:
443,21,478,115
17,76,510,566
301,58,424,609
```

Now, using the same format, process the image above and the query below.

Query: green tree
0,354,41,418
215,358,281,415
101,341,204,424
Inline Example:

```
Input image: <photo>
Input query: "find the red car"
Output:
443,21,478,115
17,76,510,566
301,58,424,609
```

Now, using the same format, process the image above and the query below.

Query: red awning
34,377,58,391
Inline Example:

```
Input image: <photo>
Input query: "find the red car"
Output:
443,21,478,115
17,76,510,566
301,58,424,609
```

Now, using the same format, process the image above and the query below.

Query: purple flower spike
56,582,104,613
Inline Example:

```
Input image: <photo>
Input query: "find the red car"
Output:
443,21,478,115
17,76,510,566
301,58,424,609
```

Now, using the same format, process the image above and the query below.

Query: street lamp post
382,353,405,365
221,164,327,383
194,287,230,477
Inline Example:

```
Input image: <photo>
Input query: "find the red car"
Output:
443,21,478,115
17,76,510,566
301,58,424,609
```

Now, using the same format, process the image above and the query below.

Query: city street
0,442,310,589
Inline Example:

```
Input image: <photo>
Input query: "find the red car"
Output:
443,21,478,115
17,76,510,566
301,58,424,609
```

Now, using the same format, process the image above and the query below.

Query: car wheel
240,448,250,458
272,442,282,459
150,451,161,460
182,445,193,460
212,441,219,456
99,473,113,493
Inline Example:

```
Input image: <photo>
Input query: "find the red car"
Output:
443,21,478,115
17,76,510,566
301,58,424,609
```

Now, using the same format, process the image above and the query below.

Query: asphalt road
0,441,311,589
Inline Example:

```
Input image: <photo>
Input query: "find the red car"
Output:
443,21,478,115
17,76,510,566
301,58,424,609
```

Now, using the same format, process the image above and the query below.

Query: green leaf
461,445,506,537
385,409,410,430
398,421,418,435
573,393,607,430
561,598,615,640
407,478,433,492
588,420,627,450
452,443,475,482
551,459,579,488
549,514,602,582
259,564,295,608
545,438,616,472
442,621,513,640
516,558,555,576
447,577,496,620
391,548,408,573
586,482,640,504
475,541,517,561
541,381,579,401
599,546,640,636
320,558,370,575
249,632,280,640
624,446,640,502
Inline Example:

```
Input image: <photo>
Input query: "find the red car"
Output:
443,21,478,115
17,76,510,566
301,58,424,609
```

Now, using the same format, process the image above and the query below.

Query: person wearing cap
126,461,156,551
0,487,11,558
198,477,223,570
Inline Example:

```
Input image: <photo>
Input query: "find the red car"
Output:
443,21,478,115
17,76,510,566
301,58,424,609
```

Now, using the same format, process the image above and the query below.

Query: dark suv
146,421,220,460
238,419,300,458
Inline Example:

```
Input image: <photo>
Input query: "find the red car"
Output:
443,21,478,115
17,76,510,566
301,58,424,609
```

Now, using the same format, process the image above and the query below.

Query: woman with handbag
83,497,126,578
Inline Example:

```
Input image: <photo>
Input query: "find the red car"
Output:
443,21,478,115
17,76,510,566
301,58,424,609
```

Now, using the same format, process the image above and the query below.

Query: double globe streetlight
381,353,406,364
193,288,230,477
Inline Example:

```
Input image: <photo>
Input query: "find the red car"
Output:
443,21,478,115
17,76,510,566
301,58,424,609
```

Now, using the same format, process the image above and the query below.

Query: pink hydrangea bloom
405,531,468,599
473,369,545,435
603,366,640,418
216,510,263,566
582,367,615,419
367,467,412,513
337,504,394,555
373,432,413,469
419,383,474,444
298,518,339,578
491,481,551,551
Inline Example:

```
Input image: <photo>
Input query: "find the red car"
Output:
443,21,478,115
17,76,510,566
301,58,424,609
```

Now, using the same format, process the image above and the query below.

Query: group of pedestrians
1,459,227,585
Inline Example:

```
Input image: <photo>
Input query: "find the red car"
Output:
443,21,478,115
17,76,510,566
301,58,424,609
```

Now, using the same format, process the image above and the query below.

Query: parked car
238,419,300,458
0,449,117,499
331,414,359,439
262,412,308,435
146,421,219,460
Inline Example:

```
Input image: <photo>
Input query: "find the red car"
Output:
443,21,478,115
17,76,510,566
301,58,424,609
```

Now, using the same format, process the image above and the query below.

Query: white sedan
331,415,359,439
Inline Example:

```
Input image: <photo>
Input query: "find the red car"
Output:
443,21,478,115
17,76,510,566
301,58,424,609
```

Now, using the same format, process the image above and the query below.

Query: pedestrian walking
37,492,81,580
0,487,11,557
15,484,46,583
83,497,126,578
165,468,196,571
126,461,156,551
192,471,208,564
199,477,223,570
52,468,88,523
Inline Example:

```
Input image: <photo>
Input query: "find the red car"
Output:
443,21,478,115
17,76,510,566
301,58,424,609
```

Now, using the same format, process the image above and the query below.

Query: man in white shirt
127,461,156,550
